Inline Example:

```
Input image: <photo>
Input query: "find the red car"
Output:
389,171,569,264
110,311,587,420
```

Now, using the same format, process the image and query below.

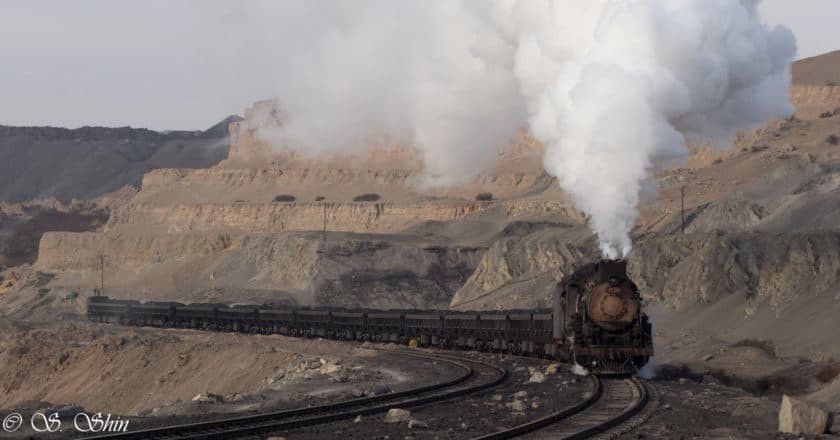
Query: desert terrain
1,51,840,438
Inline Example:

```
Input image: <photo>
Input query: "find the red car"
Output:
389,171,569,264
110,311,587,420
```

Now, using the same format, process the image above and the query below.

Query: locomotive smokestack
595,260,628,285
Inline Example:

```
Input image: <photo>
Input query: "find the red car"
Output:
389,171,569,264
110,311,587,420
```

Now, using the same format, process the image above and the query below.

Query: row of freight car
87,296,558,355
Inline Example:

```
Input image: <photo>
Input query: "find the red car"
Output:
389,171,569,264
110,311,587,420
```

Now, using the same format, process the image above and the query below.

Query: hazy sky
0,0,835,131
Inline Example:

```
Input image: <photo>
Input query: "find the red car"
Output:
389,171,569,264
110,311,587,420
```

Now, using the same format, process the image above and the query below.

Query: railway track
277,353,653,440
77,349,507,440
499,377,652,440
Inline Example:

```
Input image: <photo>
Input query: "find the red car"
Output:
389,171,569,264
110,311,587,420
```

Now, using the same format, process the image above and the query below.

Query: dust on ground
0,319,461,422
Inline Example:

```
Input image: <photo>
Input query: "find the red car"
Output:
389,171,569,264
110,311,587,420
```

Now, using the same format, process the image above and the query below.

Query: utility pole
99,253,105,296
322,202,327,243
680,185,686,235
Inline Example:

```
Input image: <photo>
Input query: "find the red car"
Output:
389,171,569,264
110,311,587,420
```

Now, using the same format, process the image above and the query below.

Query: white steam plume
506,0,796,258
250,0,795,256
251,1,525,185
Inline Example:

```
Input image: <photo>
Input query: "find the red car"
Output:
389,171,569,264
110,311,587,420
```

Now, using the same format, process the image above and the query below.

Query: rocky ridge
0,118,239,203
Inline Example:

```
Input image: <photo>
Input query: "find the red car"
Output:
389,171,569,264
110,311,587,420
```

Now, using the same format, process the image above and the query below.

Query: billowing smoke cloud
253,0,796,256
252,2,526,184
507,0,797,258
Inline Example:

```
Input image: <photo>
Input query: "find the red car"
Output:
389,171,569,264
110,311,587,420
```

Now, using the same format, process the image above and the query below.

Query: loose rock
507,400,526,412
778,395,830,435
384,408,412,423
371,384,392,396
192,393,223,403
408,419,429,429
528,372,546,384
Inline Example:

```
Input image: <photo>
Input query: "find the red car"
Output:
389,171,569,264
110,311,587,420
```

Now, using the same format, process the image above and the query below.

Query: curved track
472,377,650,440
77,349,507,440
524,377,649,440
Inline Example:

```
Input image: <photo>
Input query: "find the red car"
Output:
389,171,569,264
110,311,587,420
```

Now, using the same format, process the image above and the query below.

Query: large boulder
778,395,830,435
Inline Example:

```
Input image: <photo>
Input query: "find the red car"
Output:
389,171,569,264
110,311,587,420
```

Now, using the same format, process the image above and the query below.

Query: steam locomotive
87,260,652,374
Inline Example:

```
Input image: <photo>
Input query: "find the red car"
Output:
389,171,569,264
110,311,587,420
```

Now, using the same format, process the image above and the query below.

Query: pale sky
0,0,836,131
760,0,838,60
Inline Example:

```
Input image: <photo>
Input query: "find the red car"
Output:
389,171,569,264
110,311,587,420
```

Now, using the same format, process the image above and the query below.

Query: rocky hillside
0,117,240,203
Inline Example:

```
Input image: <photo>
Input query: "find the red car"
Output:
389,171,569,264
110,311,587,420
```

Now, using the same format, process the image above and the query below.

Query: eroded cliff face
106,202,479,233
790,85,840,119
36,231,234,273
226,100,279,165
14,92,577,310
137,167,549,203
31,229,481,310
104,199,580,235
141,168,415,191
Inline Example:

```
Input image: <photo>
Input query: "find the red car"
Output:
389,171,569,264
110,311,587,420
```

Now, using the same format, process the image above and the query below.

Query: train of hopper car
87,259,653,374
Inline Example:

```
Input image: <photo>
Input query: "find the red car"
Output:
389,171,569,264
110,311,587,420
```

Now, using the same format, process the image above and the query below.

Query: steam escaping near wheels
572,364,589,377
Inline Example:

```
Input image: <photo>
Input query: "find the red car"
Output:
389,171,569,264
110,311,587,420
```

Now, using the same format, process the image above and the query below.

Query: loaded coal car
295,309,331,338
177,303,222,331
404,312,444,346
257,307,296,335
130,301,185,327
86,296,139,324
554,259,653,374
442,312,481,349
330,310,366,340
216,304,261,333
366,311,403,343
474,312,508,351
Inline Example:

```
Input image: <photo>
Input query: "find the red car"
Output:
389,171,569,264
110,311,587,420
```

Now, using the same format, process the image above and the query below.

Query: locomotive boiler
554,259,653,373
87,259,652,375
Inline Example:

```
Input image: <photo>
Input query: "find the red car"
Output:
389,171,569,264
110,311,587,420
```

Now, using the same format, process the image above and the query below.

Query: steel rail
471,376,649,440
